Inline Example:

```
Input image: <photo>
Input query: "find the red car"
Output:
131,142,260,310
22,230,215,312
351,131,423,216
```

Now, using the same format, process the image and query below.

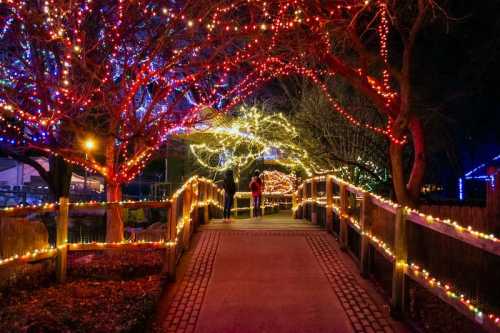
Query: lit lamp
84,138,95,151
83,138,96,192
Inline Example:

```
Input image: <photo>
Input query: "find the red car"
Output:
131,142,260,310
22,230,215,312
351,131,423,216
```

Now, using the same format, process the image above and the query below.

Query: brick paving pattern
161,231,221,333
158,228,400,332
307,233,395,333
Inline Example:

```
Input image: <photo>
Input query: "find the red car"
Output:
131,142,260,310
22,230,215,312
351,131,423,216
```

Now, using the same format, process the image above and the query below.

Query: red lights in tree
1,0,440,227
0,0,284,240
208,0,435,205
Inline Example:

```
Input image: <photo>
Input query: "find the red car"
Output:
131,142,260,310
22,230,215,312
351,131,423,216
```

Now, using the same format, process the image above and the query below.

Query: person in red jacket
249,170,264,218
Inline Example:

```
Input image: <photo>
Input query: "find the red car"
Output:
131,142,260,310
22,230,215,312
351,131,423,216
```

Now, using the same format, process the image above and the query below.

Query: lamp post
83,138,95,193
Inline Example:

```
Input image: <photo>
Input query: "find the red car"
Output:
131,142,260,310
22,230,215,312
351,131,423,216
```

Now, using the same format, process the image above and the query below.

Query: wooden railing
232,192,292,217
293,175,500,333
0,176,224,283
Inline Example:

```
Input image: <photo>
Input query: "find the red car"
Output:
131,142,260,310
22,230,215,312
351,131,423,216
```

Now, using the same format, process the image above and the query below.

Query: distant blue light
464,175,491,180
465,163,486,177
458,177,464,201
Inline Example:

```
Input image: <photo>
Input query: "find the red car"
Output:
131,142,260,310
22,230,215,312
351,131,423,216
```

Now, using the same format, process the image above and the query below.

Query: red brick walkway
155,229,406,333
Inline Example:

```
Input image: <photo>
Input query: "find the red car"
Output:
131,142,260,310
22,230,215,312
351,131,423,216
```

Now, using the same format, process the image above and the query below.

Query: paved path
154,213,407,333
200,212,322,231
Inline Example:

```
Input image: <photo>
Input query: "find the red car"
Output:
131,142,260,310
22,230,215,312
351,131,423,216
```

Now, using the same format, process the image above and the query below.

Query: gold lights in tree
261,170,298,194
188,105,325,176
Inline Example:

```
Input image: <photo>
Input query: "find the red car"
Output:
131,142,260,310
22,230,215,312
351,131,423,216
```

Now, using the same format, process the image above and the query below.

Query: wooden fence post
292,192,297,219
360,192,373,277
56,197,69,282
311,177,318,224
220,189,224,216
261,194,265,217
234,194,238,217
391,207,408,318
182,184,192,250
297,187,303,219
339,184,348,250
249,193,253,218
210,184,214,218
163,197,177,281
302,181,308,220
326,177,334,233
203,182,210,223
192,181,199,228
486,168,499,232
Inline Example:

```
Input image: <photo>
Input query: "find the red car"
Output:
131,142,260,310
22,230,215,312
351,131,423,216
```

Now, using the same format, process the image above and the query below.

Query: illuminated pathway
154,213,408,333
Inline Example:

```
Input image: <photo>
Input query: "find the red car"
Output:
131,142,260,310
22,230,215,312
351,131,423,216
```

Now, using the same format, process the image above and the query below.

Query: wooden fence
0,176,224,283
293,175,500,333
232,192,292,217
420,205,494,234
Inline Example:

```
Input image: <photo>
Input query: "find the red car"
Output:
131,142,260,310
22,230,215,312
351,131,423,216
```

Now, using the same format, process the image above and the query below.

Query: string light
0,176,224,268
189,104,328,177
293,174,500,329
1,0,419,198
293,175,499,243
261,170,298,194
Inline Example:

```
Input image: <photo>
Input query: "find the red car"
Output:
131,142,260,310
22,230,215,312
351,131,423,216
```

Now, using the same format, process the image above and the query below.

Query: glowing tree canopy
0,0,294,240
180,0,432,205
0,1,258,184
189,104,387,190
1,0,440,211
188,105,324,177
261,170,298,195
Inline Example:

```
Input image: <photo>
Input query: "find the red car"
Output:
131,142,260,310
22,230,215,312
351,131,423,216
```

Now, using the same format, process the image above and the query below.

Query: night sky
414,0,500,174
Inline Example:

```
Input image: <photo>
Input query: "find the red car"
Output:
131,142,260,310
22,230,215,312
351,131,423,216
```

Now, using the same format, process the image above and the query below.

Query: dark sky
413,0,500,175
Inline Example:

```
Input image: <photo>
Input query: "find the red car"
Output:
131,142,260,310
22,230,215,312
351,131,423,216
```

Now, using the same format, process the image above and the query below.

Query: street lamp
83,138,96,192
84,138,95,151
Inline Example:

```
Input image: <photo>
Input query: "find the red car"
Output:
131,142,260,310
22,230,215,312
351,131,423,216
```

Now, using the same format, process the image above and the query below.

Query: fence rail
232,192,292,217
293,175,500,333
0,176,224,283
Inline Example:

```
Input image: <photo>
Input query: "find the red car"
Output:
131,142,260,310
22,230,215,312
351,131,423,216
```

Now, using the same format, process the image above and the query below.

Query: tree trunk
389,116,425,207
106,182,124,243
104,138,124,242
47,155,72,201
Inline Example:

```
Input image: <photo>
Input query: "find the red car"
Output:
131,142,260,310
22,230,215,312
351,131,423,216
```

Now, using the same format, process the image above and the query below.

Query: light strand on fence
294,174,500,328
406,262,499,327
295,194,499,328
362,232,395,259
67,240,176,250
360,222,499,328
0,247,59,267
0,177,223,214
0,176,224,268
294,175,499,243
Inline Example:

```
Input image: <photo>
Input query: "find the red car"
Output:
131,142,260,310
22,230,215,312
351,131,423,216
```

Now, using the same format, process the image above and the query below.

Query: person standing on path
223,169,236,223
249,170,264,219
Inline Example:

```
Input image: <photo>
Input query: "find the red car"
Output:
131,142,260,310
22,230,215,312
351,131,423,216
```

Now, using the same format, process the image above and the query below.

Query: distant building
0,157,104,205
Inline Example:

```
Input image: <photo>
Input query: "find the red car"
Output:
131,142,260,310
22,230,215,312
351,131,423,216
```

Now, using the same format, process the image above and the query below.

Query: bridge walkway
153,212,408,333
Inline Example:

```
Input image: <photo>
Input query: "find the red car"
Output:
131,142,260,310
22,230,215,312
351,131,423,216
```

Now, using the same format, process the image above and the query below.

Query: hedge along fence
0,176,224,283
293,175,500,333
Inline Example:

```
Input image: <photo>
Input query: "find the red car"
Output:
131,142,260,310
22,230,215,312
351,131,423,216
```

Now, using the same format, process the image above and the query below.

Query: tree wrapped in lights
188,0,439,205
0,0,448,223
261,170,298,195
188,105,324,179
0,0,286,241
262,0,436,205
280,79,390,191
189,103,386,191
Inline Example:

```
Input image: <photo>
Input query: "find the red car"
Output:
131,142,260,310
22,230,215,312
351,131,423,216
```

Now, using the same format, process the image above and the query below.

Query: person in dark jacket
223,169,236,222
